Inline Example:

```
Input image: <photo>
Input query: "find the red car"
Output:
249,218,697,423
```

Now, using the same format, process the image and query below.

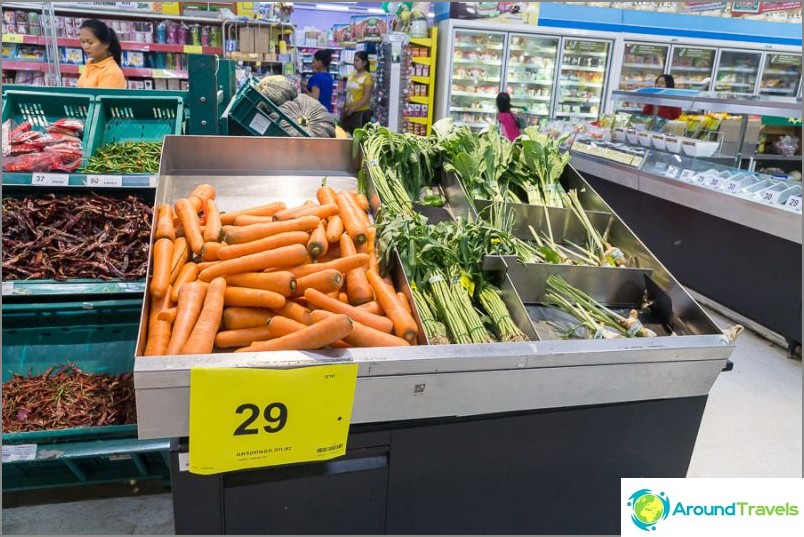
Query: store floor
2,309,801,535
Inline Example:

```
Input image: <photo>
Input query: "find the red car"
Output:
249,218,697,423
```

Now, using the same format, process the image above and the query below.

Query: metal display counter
135,136,735,534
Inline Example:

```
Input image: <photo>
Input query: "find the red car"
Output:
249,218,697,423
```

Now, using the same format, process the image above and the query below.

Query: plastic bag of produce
2,151,63,172
50,117,84,135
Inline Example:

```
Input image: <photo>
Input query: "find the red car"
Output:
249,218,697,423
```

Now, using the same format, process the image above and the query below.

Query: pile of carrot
142,182,419,356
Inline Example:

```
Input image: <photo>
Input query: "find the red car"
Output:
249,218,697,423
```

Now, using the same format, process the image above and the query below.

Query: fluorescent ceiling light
316,3,350,11
367,8,386,14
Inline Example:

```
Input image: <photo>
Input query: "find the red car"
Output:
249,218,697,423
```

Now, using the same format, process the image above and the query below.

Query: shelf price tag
2,282,13,295
86,175,123,187
760,190,782,204
188,364,358,475
708,175,723,189
679,169,696,182
725,180,741,193
665,165,680,178
31,173,69,186
2,444,37,462
785,195,802,211
3,34,24,44
183,45,203,54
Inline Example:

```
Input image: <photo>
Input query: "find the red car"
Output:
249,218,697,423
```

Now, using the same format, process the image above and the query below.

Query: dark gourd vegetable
279,95,337,138
257,75,297,106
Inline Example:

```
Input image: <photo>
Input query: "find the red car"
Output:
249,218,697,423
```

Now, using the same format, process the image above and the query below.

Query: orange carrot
218,231,309,260
144,291,173,356
397,291,412,314
224,286,286,309
224,215,320,244
272,301,312,325
175,198,204,255
203,199,223,243
234,215,274,226
170,262,199,302
294,270,343,296
311,310,408,347
223,307,273,330
357,301,383,316
366,270,417,344
340,234,373,305
155,204,176,241
236,314,353,352
288,253,369,278
308,222,329,260
326,215,344,243
165,281,208,355
317,185,338,206
149,238,174,299
201,241,223,262
266,315,308,339
215,325,275,349
335,191,367,245
180,277,226,355
195,260,220,272
223,272,296,297
157,307,178,324
353,193,370,212
170,237,190,284
273,203,339,222
199,244,309,282
339,292,350,304
304,288,393,333
189,183,216,212
220,202,287,225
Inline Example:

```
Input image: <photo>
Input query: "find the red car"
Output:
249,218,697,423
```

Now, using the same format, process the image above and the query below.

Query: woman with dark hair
302,49,334,112
642,74,682,120
342,51,374,133
496,92,521,141
77,19,126,89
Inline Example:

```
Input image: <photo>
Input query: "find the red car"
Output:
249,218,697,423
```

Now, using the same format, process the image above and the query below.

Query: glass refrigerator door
502,34,559,127
759,53,801,97
617,42,669,113
449,29,506,130
715,50,762,94
556,38,610,121
669,46,715,91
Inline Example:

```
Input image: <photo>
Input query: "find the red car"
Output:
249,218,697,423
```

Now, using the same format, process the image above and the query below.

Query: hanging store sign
449,3,540,25
731,1,801,14
188,364,358,475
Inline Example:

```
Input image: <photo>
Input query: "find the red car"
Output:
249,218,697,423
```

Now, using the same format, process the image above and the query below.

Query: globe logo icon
627,489,670,531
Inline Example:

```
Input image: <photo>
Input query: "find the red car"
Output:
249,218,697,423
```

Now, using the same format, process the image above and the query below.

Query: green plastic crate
1,90,95,155
223,78,310,137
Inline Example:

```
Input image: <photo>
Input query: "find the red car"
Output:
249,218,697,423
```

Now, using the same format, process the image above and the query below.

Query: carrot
170,237,190,284
304,288,393,333
266,315,308,338
273,203,339,222
223,272,296,297
155,204,176,241
218,231,309,260
397,292,412,314
308,222,329,260
196,260,220,272
340,234,373,306
317,185,338,206
235,215,274,226
157,307,178,324
357,301,383,316
215,325,275,349
366,226,377,254
289,254,369,278
223,307,273,330
170,262,199,302
165,281,209,355
189,183,216,212
339,292,350,304
272,301,312,325
143,290,173,356
335,192,367,245
203,199,223,243
224,286,286,309
199,244,309,282
220,202,287,225
311,310,408,347
180,277,226,355
224,215,320,244
353,193,370,212
325,215,344,243
366,270,417,344
294,269,343,296
175,198,204,255
236,314,353,352
149,238,174,299
201,241,223,262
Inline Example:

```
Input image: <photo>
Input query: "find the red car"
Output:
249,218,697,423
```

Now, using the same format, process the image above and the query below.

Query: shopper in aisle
642,74,682,120
77,19,127,89
303,49,335,113
496,92,521,141
342,51,374,133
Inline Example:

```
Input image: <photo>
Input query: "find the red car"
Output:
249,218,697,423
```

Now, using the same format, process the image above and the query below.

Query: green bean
81,142,163,174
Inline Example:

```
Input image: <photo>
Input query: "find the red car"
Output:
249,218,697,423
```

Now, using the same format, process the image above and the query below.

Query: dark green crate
223,78,310,137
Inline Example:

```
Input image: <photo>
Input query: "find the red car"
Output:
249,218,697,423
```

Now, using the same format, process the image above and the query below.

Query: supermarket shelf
2,436,170,463
2,173,157,188
452,59,500,66
58,64,188,78
409,37,433,47
718,67,758,73
409,95,429,105
622,63,665,70
556,112,599,118
561,65,606,73
715,82,754,88
507,79,554,85
2,279,146,298
507,63,554,70
450,107,495,113
454,43,502,50
750,154,802,161
616,107,645,113
452,91,496,99
762,69,801,76
412,56,433,66
562,97,601,103
405,117,429,125
560,81,604,88
509,47,557,54
452,121,493,129
452,77,501,83
411,76,432,85
1,61,45,72
760,88,798,95
671,66,712,72
563,51,608,57
512,95,552,102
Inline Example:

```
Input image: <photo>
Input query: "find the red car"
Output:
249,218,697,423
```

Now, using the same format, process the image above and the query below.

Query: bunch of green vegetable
81,141,162,174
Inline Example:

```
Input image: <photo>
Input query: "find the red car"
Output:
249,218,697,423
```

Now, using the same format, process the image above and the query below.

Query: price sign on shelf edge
86,175,123,187
32,173,69,186
188,364,358,475
785,195,802,211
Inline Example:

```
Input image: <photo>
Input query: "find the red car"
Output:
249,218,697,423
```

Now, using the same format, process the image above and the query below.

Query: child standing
496,92,521,141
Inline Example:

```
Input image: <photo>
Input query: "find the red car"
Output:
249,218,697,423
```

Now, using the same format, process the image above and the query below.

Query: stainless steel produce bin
134,135,734,441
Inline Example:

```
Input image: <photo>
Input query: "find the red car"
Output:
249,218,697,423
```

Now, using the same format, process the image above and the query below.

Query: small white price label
87,175,123,187
2,282,14,295
760,190,782,204
2,444,37,462
696,173,709,185
708,176,722,189
725,180,741,193
665,165,680,178
31,173,69,186
785,195,802,210
679,169,696,182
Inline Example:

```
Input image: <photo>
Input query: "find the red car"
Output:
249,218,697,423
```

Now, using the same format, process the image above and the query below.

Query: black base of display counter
584,175,802,353
171,396,708,535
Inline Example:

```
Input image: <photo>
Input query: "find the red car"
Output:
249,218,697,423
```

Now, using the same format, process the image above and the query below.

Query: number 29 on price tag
188,364,358,475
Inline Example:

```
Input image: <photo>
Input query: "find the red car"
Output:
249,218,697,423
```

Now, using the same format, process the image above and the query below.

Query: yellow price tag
189,364,358,475
159,2,181,15
3,34,24,44
183,45,203,54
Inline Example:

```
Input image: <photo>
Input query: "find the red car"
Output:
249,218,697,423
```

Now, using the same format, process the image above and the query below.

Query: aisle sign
188,364,358,475
31,173,69,186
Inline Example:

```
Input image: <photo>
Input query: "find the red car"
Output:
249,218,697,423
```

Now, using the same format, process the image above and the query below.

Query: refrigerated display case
616,42,670,113
555,38,611,121
448,29,506,129
668,46,716,91
715,49,762,94
503,34,559,126
759,52,802,97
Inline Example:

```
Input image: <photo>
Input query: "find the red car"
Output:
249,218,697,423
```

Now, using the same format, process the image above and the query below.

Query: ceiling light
316,3,350,11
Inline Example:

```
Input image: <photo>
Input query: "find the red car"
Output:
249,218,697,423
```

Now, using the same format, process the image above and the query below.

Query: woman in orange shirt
77,19,126,89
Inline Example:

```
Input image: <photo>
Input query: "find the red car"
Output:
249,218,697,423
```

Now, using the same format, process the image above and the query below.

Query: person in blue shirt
303,49,334,113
